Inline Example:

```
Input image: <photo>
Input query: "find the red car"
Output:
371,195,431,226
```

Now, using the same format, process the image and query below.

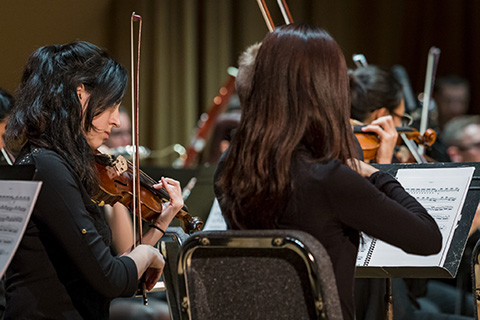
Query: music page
0,181,42,277
357,167,474,267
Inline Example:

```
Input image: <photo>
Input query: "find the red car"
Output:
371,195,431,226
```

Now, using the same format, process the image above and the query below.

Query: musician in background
427,75,470,162
349,67,473,320
433,76,470,132
349,65,410,164
215,24,442,320
349,65,405,319
0,88,14,165
416,115,480,318
235,42,261,106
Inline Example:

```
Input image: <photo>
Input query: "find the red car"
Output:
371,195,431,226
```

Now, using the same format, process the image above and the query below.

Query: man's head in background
442,115,480,163
235,42,261,106
433,75,470,130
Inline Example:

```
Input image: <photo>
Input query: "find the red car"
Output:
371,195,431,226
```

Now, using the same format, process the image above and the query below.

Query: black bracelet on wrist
149,224,166,235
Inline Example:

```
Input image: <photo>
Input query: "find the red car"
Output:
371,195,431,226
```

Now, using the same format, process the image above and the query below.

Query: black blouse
5,147,138,320
216,151,442,320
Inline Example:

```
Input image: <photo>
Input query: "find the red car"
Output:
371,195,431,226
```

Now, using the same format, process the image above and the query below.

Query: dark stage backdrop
1,0,479,166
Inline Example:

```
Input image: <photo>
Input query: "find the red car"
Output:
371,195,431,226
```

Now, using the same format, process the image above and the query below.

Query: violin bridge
112,155,128,175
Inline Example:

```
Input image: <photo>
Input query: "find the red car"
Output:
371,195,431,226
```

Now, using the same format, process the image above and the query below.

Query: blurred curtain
108,0,480,166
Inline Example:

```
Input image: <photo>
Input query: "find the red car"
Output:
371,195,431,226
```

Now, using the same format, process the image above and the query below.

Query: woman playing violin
350,65,411,163
4,41,183,319
215,24,442,320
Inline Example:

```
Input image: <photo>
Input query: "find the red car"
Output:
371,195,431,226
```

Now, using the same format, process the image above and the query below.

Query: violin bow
131,12,148,305
256,0,275,31
352,54,368,68
418,47,441,155
256,0,294,31
277,0,293,24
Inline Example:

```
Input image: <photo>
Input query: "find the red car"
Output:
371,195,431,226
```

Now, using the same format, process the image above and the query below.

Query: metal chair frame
176,230,343,320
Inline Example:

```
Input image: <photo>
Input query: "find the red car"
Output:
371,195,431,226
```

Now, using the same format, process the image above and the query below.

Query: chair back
176,229,343,320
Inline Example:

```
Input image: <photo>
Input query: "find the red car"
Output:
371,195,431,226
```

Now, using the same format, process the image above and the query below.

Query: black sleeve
32,151,138,299
327,167,442,255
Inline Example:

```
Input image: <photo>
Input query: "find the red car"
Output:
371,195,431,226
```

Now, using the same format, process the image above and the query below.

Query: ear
373,107,390,119
76,84,85,101
447,146,462,162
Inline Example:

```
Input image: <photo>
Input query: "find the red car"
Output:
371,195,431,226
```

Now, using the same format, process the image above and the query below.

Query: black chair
176,229,343,320
471,238,480,320
161,227,190,320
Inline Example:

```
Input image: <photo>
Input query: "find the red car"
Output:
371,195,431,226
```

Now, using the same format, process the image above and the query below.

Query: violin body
92,153,203,234
352,123,437,162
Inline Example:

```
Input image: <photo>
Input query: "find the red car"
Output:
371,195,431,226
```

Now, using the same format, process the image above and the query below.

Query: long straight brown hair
218,24,358,229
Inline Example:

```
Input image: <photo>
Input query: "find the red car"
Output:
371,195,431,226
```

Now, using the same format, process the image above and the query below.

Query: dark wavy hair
217,24,358,229
6,41,128,193
349,65,403,122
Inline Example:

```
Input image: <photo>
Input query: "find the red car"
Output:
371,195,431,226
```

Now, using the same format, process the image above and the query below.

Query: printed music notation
357,167,475,268
0,181,42,278
405,187,460,194
0,195,32,202
415,196,457,202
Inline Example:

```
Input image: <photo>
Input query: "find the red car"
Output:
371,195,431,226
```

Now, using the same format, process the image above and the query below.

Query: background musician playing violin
4,41,183,320
349,65,411,164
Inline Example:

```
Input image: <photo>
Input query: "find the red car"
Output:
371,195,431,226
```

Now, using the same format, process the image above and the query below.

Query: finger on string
361,124,382,133
152,177,164,189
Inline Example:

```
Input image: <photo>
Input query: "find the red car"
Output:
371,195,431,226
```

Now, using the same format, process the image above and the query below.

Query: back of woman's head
6,41,128,191
218,24,357,229
349,65,403,122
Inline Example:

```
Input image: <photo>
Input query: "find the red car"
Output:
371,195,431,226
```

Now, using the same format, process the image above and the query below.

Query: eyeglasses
391,112,413,126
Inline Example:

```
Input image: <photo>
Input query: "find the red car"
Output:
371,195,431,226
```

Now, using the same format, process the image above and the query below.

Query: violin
352,124,437,161
91,152,204,234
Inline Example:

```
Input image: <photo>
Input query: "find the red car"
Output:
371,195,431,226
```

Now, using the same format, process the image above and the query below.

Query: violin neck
352,125,413,134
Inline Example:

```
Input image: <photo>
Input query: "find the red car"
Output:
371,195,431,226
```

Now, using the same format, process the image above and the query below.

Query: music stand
356,162,480,320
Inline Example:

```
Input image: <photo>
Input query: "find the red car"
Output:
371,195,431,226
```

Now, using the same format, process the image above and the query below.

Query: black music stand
355,162,480,320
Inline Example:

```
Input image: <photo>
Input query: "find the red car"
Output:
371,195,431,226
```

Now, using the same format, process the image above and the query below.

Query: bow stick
131,12,148,305
418,47,441,155
277,0,293,24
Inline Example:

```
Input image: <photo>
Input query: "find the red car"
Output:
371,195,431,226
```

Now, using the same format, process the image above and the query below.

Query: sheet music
356,234,376,266
357,167,474,267
0,181,42,277
203,198,227,231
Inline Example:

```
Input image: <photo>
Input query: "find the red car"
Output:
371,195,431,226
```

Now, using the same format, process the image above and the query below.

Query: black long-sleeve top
5,147,138,320
217,151,442,320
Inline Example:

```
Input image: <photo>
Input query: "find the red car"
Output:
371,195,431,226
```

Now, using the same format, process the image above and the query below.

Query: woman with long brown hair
216,24,442,320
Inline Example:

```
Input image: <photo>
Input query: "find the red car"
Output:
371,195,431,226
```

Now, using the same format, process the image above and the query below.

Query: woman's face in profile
85,104,121,150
